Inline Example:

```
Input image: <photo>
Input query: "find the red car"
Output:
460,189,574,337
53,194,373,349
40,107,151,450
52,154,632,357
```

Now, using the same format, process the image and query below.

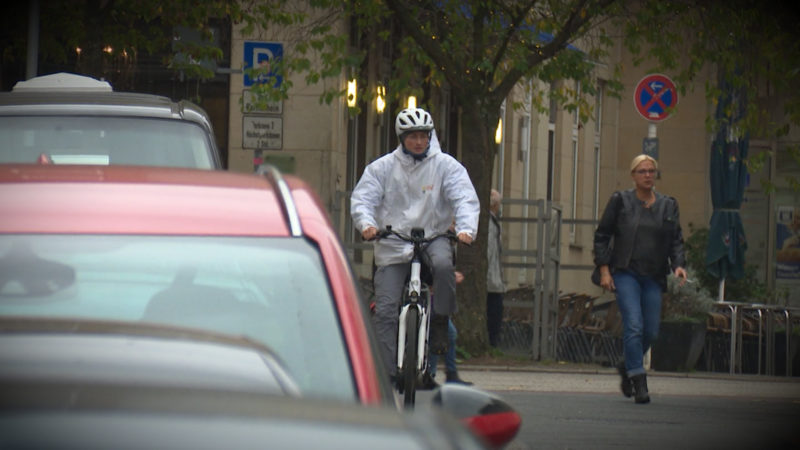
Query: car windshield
0,116,214,168
0,235,355,401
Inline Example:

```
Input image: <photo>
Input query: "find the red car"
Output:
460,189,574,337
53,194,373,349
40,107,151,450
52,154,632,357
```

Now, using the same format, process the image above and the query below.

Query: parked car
0,318,487,449
0,72,222,168
0,317,302,396
0,164,520,447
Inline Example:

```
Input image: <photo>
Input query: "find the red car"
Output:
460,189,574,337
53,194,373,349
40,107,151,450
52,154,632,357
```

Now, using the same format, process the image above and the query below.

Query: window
593,81,604,220
547,127,555,202
595,81,604,135
570,138,578,241
594,146,601,219
573,81,581,127
0,235,355,402
0,116,215,169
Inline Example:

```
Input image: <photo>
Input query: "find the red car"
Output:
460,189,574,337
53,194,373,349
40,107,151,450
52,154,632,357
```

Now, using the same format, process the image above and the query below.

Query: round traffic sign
634,74,678,122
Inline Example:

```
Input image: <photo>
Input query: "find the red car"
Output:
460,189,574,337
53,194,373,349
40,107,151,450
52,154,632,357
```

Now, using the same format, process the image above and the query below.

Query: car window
0,116,214,169
0,235,355,401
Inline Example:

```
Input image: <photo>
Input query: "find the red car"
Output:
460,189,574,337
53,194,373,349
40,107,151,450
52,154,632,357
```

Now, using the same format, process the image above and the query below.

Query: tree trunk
453,106,497,354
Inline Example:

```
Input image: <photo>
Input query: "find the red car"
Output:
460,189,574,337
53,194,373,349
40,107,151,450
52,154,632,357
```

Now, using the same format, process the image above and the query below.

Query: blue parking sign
243,41,283,87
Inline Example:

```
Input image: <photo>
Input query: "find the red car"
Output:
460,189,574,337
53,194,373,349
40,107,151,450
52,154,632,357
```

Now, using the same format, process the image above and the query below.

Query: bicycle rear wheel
402,306,419,407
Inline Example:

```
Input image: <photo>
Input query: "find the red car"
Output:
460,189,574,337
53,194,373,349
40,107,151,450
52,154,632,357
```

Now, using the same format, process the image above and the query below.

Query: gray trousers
373,238,455,376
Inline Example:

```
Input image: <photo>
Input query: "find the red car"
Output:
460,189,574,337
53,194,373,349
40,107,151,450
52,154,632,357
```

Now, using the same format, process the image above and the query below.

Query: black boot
445,370,472,385
616,362,633,398
419,372,439,390
631,373,650,404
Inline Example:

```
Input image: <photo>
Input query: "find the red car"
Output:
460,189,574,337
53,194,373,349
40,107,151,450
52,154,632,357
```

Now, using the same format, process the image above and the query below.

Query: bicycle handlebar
373,227,457,245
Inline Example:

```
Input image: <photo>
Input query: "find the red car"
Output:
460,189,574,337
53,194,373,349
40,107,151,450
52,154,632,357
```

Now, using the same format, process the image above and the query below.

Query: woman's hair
490,189,502,208
630,154,658,172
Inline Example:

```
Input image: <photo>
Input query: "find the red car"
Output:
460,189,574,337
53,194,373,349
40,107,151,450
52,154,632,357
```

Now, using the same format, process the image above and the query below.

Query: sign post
634,74,678,159
242,41,285,170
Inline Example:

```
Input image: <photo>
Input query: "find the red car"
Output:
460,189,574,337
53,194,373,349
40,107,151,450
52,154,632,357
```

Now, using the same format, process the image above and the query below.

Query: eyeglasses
634,169,657,175
404,132,430,142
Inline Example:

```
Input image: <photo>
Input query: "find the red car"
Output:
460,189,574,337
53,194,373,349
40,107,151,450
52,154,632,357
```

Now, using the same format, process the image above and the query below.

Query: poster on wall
775,205,800,279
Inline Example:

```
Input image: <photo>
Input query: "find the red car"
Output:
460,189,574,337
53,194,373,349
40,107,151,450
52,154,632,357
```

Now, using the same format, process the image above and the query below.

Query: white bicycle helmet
395,108,434,139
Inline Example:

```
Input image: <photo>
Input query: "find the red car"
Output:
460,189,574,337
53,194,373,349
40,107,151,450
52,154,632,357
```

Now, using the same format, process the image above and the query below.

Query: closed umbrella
705,78,748,301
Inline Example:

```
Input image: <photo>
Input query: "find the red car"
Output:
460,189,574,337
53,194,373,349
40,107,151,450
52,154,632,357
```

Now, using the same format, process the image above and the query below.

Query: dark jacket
593,188,686,291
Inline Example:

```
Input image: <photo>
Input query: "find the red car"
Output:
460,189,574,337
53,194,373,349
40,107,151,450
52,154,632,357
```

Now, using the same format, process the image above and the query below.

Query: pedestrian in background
593,154,688,404
487,189,506,348
422,270,472,389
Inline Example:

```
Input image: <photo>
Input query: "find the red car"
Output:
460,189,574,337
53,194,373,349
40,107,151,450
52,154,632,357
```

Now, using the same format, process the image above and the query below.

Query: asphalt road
421,367,800,450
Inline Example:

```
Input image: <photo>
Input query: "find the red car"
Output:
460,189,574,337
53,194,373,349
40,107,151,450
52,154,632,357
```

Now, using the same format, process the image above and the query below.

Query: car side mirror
432,384,521,449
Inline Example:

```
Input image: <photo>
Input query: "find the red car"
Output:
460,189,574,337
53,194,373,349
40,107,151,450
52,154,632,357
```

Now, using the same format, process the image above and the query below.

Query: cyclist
351,107,479,383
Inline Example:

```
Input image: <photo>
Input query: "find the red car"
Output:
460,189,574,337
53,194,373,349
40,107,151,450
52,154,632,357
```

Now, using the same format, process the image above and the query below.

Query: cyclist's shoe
445,370,472,385
391,374,404,393
419,372,439,390
429,314,449,355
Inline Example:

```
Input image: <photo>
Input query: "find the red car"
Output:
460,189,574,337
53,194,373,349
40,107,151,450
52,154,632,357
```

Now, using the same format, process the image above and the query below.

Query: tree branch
384,0,465,91
493,0,617,100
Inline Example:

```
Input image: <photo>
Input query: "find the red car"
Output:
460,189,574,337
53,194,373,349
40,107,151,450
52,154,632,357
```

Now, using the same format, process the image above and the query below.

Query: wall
227,16,349,214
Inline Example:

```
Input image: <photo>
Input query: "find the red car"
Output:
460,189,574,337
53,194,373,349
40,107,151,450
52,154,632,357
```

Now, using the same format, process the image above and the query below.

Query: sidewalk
454,361,800,399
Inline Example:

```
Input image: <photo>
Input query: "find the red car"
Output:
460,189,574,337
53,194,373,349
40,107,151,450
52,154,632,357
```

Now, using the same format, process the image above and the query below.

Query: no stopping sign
634,74,678,122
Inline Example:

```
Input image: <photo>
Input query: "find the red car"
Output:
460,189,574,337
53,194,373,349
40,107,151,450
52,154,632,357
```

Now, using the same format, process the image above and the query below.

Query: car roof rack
257,165,302,237
12,72,113,93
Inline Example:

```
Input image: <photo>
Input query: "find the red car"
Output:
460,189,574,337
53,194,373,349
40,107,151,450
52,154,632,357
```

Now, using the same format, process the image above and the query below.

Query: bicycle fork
396,259,429,372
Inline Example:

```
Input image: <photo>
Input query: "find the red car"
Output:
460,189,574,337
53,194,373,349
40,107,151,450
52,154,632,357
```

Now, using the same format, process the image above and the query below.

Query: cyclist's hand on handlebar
362,227,378,241
457,232,473,246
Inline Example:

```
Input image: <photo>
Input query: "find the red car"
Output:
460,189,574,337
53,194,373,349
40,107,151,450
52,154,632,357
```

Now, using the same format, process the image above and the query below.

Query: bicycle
375,226,456,407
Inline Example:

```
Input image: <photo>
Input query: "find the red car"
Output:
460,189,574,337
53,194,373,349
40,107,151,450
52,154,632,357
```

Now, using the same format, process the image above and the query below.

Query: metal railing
712,301,800,376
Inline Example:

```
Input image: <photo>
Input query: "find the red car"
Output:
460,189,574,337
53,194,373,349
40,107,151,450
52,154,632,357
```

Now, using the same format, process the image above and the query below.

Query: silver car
0,72,222,168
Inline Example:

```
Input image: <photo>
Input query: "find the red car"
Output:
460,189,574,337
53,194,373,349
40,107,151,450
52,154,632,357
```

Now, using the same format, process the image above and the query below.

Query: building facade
225,14,800,306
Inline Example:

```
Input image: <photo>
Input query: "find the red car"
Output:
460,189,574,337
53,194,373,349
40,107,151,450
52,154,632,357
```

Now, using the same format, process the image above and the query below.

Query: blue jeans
428,319,457,375
613,270,662,377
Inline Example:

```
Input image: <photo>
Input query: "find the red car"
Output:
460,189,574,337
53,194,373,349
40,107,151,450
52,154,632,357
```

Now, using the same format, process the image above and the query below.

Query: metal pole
26,0,39,79
785,310,792,377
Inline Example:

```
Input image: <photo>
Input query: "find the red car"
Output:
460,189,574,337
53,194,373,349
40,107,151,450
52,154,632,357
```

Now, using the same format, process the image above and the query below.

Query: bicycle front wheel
402,306,419,408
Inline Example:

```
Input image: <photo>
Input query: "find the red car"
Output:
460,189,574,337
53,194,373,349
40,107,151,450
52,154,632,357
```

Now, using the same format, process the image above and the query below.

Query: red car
0,164,519,447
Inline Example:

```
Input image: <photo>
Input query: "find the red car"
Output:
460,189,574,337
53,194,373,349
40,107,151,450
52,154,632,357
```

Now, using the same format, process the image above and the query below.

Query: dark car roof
0,90,215,130
0,317,301,396
0,386,485,449
0,320,483,449
0,73,214,131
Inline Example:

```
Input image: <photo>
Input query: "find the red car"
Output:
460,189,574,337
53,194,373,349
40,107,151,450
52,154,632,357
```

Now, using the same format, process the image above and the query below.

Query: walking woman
593,154,688,404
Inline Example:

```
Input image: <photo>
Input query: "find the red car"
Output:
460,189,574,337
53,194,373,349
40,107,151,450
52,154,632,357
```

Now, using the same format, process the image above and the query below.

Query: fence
708,302,800,376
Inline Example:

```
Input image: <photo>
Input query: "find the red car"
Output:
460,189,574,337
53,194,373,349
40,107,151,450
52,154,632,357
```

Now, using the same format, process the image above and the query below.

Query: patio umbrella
705,78,748,301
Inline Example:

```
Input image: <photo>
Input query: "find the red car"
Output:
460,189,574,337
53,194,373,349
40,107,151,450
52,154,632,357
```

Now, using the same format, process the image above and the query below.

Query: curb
458,364,800,384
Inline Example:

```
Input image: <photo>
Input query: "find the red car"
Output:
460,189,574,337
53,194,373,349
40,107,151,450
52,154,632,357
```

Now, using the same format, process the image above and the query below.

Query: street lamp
376,85,386,114
407,96,416,109
495,118,503,144
347,79,357,107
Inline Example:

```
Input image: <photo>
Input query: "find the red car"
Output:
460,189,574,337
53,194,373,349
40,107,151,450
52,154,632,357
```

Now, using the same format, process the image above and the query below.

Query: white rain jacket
350,130,480,267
